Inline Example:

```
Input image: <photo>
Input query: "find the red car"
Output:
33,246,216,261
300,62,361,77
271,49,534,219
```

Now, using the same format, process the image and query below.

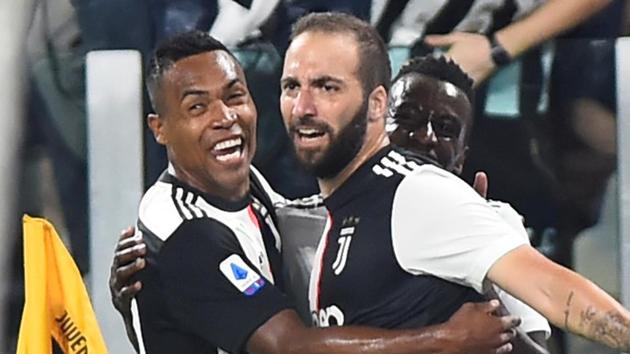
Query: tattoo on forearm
564,291,574,330
579,306,630,350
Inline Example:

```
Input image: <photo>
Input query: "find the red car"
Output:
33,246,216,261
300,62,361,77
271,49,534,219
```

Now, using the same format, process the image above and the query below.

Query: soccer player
387,55,550,351
120,30,519,354
279,12,630,352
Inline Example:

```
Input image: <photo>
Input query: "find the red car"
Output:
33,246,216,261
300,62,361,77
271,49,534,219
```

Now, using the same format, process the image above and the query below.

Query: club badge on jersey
332,217,360,275
220,254,266,296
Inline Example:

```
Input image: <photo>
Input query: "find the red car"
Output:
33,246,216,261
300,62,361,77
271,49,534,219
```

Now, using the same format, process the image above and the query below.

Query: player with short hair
279,12,630,352
388,55,550,352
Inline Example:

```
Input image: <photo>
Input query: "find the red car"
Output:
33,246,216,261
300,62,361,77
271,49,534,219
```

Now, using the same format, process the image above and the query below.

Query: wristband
488,34,512,67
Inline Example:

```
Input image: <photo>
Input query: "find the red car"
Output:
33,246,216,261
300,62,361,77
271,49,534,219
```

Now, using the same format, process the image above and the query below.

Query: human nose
410,121,438,146
212,104,238,129
292,89,317,118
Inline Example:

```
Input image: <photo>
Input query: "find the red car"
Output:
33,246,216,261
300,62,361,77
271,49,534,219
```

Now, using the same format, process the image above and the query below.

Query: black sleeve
158,218,290,353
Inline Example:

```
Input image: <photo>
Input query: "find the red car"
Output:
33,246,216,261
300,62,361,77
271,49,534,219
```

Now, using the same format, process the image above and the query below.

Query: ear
367,85,388,123
147,113,167,145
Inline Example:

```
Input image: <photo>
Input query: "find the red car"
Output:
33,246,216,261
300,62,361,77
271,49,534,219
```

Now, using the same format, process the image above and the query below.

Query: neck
318,130,389,197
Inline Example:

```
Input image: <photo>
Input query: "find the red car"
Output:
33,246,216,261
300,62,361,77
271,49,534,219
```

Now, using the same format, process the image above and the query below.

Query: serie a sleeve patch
219,254,266,296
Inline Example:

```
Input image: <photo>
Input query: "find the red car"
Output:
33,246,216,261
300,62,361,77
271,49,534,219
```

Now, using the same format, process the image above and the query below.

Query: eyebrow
280,75,345,87
280,77,298,87
181,89,208,101
225,78,241,89
311,75,344,86
180,78,243,101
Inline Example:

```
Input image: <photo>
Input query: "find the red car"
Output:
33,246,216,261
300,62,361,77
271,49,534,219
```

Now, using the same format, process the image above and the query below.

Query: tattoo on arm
564,291,574,330
579,306,630,351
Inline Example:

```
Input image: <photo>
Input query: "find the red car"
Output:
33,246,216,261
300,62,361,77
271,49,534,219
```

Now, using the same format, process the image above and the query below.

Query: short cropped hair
394,55,475,105
290,12,391,95
146,31,234,113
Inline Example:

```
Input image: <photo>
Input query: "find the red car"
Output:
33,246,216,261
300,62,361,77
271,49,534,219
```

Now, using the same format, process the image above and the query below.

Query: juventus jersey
309,146,483,328
131,167,289,354
309,146,527,329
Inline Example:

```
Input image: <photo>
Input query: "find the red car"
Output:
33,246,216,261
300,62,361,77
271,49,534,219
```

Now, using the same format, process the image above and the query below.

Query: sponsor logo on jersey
312,305,345,327
220,254,266,296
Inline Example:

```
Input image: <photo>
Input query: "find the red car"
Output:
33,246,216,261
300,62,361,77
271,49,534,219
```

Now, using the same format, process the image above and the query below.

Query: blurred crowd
6,0,630,352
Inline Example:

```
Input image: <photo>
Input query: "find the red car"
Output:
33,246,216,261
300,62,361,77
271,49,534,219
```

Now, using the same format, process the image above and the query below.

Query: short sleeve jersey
131,167,290,354
309,146,527,328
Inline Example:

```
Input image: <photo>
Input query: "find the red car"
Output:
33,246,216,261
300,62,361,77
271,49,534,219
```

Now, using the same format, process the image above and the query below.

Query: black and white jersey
372,0,545,46
131,166,289,354
309,146,527,329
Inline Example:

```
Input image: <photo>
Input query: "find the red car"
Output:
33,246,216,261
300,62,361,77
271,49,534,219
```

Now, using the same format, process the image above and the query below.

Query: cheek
241,105,257,128
279,96,293,122
435,140,455,154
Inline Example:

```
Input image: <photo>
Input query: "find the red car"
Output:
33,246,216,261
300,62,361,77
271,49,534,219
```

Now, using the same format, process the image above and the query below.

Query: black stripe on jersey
489,0,518,33
171,187,197,220
192,195,209,218
424,0,477,35
185,191,205,218
170,186,189,220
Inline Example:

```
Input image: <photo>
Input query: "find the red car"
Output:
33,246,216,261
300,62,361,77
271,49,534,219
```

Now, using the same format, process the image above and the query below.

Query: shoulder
395,163,481,206
139,180,241,244
139,180,186,241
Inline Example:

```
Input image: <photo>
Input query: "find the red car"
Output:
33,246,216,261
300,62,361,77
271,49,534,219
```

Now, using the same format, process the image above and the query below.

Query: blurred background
1,0,629,353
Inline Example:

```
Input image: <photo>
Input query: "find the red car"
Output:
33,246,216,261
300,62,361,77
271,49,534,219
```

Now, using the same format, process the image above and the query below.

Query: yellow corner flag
17,215,108,354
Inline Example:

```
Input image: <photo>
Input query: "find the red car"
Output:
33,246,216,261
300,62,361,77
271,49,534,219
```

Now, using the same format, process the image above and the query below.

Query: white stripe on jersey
174,187,194,219
371,151,421,178
184,191,205,218
308,214,333,317
131,298,146,354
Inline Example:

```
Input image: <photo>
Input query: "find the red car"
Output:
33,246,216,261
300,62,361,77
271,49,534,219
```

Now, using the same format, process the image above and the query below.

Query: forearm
249,309,453,354
489,246,630,350
118,307,140,352
495,0,611,58
293,325,450,354
555,270,630,351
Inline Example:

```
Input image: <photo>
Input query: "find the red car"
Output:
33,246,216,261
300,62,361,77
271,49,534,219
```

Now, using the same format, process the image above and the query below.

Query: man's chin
295,150,326,170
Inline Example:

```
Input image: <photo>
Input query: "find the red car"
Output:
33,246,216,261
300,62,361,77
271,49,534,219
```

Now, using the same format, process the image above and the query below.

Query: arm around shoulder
247,301,520,354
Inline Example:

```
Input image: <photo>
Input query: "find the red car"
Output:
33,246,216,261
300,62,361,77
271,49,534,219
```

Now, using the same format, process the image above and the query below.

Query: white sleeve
487,200,530,242
391,165,527,293
488,201,551,336
494,285,551,337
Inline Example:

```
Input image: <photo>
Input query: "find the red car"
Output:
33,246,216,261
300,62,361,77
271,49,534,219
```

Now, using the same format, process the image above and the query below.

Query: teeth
214,138,242,151
298,128,320,135
216,149,241,162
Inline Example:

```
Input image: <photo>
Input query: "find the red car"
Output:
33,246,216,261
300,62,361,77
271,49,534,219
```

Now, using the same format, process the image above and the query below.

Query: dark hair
146,30,234,112
290,12,391,95
394,55,475,105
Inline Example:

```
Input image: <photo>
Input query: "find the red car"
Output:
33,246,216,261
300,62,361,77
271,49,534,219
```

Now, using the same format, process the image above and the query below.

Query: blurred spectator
548,0,624,268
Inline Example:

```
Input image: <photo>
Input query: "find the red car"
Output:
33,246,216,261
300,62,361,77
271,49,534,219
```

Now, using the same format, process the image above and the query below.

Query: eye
433,117,460,138
281,81,298,92
188,103,207,116
226,91,247,105
322,83,339,92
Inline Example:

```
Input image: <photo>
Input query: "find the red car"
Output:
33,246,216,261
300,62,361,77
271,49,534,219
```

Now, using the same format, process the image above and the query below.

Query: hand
109,226,146,316
443,300,521,354
473,171,489,198
424,32,497,86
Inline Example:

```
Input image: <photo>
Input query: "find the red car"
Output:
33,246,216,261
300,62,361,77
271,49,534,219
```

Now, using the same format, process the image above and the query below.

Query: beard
289,98,369,179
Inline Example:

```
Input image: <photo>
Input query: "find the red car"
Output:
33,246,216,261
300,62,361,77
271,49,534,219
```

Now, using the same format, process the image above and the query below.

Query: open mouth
212,137,244,163
295,127,329,147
